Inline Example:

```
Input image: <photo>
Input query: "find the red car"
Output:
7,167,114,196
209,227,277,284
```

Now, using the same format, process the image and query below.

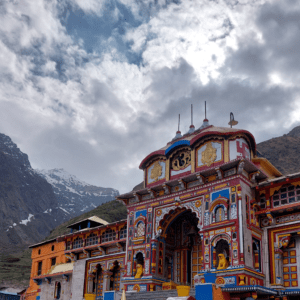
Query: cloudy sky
1,0,300,193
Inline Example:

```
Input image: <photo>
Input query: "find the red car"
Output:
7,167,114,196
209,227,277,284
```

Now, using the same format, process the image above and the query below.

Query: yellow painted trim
252,157,282,178
224,140,229,163
166,159,170,181
191,149,195,173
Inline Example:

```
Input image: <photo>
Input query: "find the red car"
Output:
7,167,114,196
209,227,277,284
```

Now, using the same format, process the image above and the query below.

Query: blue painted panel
135,209,147,219
195,283,213,300
165,140,190,156
204,272,216,283
211,189,229,201
103,291,114,300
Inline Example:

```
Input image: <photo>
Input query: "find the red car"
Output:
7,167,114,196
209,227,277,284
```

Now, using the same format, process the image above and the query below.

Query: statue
217,253,229,270
134,264,143,278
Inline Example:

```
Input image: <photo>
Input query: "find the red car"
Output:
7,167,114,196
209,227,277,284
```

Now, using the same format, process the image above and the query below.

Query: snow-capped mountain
0,133,67,252
0,132,119,254
35,168,119,217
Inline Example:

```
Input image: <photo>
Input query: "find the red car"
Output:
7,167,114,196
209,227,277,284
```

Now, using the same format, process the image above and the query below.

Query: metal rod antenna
191,104,193,125
205,101,207,119
178,114,180,132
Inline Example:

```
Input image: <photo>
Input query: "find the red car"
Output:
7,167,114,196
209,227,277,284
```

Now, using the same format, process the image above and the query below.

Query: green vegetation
47,200,127,239
0,200,127,289
0,249,32,289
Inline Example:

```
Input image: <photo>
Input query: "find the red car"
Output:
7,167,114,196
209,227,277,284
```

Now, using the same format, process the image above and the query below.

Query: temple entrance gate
158,208,202,286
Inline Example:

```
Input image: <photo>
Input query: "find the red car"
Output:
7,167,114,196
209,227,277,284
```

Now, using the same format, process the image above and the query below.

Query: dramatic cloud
0,0,300,193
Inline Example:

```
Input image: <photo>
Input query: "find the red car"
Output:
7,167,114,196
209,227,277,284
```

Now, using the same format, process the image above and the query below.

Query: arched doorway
89,264,103,297
109,261,121,291
160,208,201,285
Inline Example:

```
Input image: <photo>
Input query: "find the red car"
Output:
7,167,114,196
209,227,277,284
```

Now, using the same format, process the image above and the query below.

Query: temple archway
158,208,202,286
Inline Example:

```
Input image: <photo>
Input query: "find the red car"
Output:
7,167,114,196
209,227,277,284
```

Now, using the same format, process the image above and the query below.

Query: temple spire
187,104,195,134
173,114,182,140
199,101,210,130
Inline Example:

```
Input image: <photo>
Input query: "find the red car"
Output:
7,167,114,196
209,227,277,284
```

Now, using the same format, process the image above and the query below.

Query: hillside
0,200,127,290
257,126,300,175
47,199,127,239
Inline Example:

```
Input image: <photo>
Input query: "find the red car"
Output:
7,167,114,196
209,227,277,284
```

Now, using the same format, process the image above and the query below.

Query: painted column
151,240,157,274
213,248,217,268
254,250,260,270
133,257,137,277
102,270,113,292
238,196,244,263
87,274,95,294
274,248,283,285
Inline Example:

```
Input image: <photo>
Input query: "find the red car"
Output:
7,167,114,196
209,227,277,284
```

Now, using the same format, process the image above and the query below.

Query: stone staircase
125,288,195,300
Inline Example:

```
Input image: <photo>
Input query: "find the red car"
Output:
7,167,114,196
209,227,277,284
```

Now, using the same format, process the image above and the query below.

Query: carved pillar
102,270,113,292
133,257,137,277
274,248,283,285
87,273,95,294
254,250,259,270
213,248,217,268
151,240,157,274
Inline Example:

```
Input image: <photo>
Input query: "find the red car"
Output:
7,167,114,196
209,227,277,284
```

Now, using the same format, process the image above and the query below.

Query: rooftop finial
228,112,238,128
187,104,195,134
173,113,182,140
198,101,210,130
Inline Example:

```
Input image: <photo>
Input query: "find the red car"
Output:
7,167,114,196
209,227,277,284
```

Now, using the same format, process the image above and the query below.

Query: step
126,288,195,300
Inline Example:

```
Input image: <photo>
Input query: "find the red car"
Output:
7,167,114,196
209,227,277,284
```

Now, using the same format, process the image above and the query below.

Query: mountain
257,126,300,175
0,133,119,255
35,168,119,217
0,133,66,253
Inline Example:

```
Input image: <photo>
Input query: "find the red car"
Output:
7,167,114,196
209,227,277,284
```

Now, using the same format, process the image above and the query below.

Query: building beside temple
25,117,300,300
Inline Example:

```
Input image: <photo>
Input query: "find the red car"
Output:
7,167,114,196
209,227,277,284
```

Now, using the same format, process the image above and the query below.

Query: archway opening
163,209,201,285
92,264,102,295
109,261,121,291
215,239,229,269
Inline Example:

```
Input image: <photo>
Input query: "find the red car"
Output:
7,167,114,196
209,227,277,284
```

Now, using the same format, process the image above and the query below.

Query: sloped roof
48,262,74,275
67,216,108,229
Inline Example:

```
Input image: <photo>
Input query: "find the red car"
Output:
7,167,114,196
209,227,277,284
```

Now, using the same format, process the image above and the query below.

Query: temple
24,115,300,300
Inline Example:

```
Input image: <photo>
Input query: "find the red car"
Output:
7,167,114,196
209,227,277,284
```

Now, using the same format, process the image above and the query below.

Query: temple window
73,237,83,249
252,239,261,271
119,226,127,239
54,281,61,299
66,241,71,250
86,233,98,246
231,193,236,203
260,195,266,209
102,229,116,243
51,257,56,266
136,222,145,237
205,201,209,211
37,261,42,276
52,245,55,251
215,206,225,222
38,249,41,255
272,185,300,207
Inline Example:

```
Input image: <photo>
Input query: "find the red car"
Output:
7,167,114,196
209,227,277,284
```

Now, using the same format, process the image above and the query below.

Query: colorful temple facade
25,120,300,300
